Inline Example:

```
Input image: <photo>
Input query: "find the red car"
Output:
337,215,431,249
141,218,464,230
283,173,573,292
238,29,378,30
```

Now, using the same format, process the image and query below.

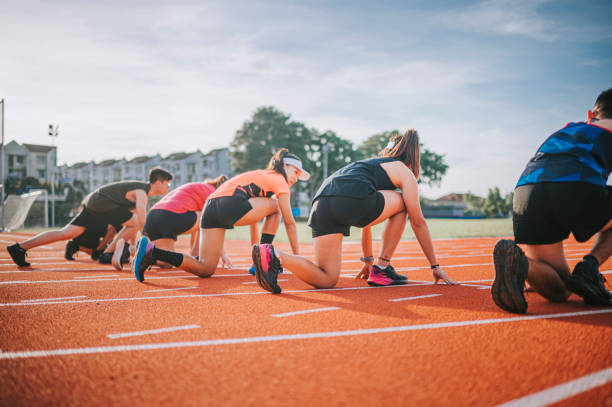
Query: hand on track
433,267,458,285
356,263,371,279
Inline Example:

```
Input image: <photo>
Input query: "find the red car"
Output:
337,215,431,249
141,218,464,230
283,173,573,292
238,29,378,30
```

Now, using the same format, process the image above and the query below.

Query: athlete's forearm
411,220,438,267
361,227,373,259
285,223,299,255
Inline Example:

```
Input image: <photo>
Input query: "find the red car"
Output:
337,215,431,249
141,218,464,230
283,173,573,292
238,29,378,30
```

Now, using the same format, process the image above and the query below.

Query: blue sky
1,0,611,197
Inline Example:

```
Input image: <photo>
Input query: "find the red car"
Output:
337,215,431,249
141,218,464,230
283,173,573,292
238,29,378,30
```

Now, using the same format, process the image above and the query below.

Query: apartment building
60,148,232,192
2,140,58,185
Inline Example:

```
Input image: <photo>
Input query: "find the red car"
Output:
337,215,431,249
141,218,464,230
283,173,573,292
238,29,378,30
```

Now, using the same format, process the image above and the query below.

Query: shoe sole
366,279,408,287
112,239,125,271
132,237,149,282
252,246,281,294
492,240,528,313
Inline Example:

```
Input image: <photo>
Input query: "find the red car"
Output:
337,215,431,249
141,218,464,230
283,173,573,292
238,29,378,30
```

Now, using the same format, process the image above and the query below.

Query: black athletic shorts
143,209,198,241
70,206,132,233
513,182,612,244
200,196,253,229
308,192,385,238
73,222,108,249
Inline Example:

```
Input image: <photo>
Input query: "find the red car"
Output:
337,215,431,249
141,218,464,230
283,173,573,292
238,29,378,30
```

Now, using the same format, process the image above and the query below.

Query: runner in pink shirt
143,176,227,260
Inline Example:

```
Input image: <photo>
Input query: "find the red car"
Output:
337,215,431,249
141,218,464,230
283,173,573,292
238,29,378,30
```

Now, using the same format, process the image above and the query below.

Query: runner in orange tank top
131,148,309,281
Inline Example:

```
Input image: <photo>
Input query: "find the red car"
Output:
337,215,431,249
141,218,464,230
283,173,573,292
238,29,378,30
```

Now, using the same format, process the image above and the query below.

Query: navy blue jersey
313,157,397,201
516,122,612,188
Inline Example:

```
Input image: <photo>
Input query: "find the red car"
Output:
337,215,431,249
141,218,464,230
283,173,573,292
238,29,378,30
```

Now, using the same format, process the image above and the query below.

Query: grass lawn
225,217,513,243
12,218,513,244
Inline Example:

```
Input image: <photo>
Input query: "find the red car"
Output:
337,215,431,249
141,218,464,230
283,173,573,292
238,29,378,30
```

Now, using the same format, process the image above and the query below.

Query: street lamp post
0,99,5,232
322,144,329,180
48,124,58,227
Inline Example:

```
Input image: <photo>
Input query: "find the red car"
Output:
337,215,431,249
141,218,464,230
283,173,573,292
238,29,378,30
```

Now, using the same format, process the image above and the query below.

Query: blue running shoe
132,236,154,282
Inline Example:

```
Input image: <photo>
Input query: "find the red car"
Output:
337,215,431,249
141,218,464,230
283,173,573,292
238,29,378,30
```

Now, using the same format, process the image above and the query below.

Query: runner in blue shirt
493,88,612,313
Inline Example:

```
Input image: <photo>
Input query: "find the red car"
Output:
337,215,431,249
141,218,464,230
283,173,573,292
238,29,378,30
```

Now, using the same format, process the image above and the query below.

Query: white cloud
435,0,559,41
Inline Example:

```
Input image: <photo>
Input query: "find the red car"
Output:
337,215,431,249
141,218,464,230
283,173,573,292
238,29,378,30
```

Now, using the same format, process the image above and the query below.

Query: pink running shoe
367,265,408,286
252,244,283,294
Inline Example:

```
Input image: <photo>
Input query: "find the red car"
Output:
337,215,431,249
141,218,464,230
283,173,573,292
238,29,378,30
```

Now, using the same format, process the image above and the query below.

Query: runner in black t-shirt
7,167,172,269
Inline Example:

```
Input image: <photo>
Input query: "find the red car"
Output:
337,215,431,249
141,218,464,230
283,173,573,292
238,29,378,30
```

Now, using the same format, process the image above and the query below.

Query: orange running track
0,232,611,406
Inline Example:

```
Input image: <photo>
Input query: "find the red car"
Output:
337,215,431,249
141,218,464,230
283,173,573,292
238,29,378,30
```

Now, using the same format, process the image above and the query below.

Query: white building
60,148,233,192
2,140,58,185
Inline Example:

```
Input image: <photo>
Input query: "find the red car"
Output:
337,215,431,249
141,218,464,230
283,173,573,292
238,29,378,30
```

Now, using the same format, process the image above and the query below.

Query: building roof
22,143,55,153
164,152,191,160
127,155,154,164
437,193,464,202
204,147,228,157
71,162,90,169
98,159,120,166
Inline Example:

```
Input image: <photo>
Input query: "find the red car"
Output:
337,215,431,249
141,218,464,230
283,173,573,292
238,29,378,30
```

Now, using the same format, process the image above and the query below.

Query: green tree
357,130,448,186
482,187,513,218
463,192,484,217
305,130,364,198
230,106,313,173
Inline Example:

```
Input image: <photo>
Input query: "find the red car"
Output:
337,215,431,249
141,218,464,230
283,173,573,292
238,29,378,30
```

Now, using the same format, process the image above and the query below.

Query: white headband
283,157,310,181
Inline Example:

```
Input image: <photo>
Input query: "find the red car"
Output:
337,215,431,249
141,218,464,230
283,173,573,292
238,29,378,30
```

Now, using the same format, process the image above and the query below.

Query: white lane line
74,275,120,279
144,287,198,293
155,270,188,274
0,273,255,285
389,294,442,302
243,279,288,285
271,307,340,318
0,268,114,274
1,309,610,360
107,324,200,339
0,283,440,306
495,366,612,407
22,296,87,303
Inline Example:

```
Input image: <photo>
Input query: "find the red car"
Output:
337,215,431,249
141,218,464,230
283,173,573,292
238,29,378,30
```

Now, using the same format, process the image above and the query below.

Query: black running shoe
252,244,282,294
387,264,408,281
91,249,103,261
98,252,112,265
491,240,529,313
65,240,79,261
7,243,30,267
566,256,612,306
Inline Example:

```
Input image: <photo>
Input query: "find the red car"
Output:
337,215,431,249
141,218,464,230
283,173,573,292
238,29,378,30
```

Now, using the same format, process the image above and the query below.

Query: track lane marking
389,294,442,302
107,325,200,339
271,307,340,317
0,283,439,306
495,366,612,407
144,287,198,293
1,309,610,360
22,296,87,302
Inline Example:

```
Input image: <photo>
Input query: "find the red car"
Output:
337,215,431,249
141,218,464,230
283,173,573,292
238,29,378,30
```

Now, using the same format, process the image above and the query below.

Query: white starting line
495,366,612,407
389,294,442,302
271,307,340,318
0,309,610,361
107,324,200,339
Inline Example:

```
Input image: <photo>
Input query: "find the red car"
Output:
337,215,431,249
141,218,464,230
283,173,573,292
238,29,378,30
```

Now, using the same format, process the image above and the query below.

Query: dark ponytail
267,148,298,181
380,129,421,179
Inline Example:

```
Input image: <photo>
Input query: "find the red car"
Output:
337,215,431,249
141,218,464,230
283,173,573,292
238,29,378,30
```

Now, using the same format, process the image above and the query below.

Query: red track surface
1,232,611,406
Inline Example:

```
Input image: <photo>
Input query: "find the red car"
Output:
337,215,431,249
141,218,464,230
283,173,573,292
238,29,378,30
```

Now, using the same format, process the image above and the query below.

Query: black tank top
84,181,151,212
313,157,397,201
